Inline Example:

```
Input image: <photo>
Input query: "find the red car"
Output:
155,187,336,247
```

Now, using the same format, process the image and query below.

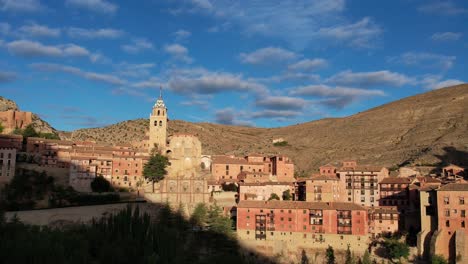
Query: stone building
0,110,32,134
211,154,295,183
0,140,16,184
417,183,468,263
148,89,167,152
368,207,399,237
338,161,389,207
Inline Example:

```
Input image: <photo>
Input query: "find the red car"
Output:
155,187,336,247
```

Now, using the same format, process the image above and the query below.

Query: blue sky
0,0,466,131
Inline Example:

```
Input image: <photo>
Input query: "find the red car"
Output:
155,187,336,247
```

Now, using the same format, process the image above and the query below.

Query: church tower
148,87,167,153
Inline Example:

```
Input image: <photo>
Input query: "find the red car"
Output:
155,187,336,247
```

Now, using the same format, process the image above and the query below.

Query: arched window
154,120,157,126
157,110,160,116
159,120,163,126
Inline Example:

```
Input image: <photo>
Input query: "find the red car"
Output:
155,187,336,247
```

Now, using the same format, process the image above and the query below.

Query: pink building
368,207,399,237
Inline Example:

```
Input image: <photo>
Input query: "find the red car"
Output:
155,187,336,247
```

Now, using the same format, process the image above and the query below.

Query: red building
237,200,368,246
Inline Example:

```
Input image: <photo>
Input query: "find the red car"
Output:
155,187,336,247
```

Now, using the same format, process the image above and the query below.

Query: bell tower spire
149,87,168,153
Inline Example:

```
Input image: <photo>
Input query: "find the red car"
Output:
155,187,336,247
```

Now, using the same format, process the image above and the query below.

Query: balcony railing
338,222,352,227
337,214,352,219
337,230,352,235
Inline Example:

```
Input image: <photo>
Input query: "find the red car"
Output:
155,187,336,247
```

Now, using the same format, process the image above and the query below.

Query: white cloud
290,84,385,97
256,96,308,110
66,0,118,14
191,0,213,10
132,77,164,89
164,43,193,63
115,63,155,78
68,27,124,39
251,110,301,119
388,52,456,70
288,58,328,72
121,38,153,54
420,75,464,90
317,17,382,48
214,108,253,126
0,0,44,12
0,70,16,83
240,47,297,65
431,32,462,41
327,70,414,87
167,68,267,95
180,0,381,49
30,63,126,86
18,23,60,38
173,29,191,40
418,1,467,16
5,40,102,62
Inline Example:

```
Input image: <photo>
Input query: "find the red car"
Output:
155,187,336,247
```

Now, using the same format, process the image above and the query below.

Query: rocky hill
63,84,468,174
0,96,56,134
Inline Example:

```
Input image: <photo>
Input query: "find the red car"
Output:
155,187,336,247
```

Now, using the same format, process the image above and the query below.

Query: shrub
273,141,288,146
90,176,113,193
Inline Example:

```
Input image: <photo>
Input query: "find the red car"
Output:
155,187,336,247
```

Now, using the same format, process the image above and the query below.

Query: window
460,197,465,205
445,210,450,217
462,210,466,217
444,196,450,205
303,210,307,214
462,221,466,228
246,231,250,235
288,210,292,213
446,220,450,227
159,121,163,126
288,218,292,221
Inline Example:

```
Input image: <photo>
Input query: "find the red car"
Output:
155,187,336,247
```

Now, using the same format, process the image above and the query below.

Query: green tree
0,121,4,133
207,204,233,236
326,245,335,264
268,193,280,201
190,203,208,228
383,238,409,263
301,249,309,264
90,176,112,193
22,124,38,138
431,255,448,264
362,250,372,264
345,244,356,264
282,189,292,200
143,153,169,192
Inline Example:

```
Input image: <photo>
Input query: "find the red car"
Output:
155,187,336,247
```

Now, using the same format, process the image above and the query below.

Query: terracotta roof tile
237,200,366,211
438,183,468,192
379,177,412,184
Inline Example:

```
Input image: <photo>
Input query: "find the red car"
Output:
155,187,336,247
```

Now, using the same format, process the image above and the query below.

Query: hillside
0,96,56,134
62,84,468,173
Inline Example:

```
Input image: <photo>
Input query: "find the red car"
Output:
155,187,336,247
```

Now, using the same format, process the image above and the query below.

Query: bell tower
149,87,167,153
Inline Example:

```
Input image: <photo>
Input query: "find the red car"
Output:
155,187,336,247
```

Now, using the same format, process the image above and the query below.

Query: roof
438,183,468,192
239,182,294,186
338,166,385,172
0,134,23,140
370,207,399,214
379,177,412,184
237,200,366,211
0,141,17,148
212,155,248,165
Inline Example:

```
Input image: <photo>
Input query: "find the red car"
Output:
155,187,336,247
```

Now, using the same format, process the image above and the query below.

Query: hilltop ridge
3,84,468,173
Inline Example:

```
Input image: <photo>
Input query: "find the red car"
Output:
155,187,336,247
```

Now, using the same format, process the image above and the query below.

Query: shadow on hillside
0,203,277,264
430,146,468,175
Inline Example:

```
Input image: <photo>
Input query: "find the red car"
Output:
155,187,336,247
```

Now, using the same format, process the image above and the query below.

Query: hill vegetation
63,84,468,173
3,85,468,173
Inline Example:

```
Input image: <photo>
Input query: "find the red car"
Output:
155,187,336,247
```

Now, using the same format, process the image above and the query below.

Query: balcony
337,214,352,219
337,230,352,235
338,222,352,227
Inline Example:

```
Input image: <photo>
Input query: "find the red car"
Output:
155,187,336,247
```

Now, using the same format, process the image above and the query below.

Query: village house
0,140,16,184
211,154,295,183
338,161,389,207
237,200,369,253
418,183,468,263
